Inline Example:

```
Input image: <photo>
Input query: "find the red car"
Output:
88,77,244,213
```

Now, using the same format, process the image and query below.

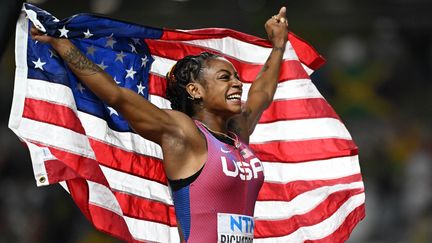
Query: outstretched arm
30,28,183,145
229,7,289,142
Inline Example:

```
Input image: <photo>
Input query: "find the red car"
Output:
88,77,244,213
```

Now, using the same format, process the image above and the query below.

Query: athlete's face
199,58,243,117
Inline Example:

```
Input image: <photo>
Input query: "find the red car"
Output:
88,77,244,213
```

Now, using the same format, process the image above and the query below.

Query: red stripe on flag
250,139,358,163
259,98,340,123
161,28,272,46
88,204,143,243
148,74,167,98
258,174,363,201
146,39,309,82
288,32,326,70
44,146,109,187
90,138,167,184
254,189,364,238
114,191,176,227
23,98,85,134
304,204,365,243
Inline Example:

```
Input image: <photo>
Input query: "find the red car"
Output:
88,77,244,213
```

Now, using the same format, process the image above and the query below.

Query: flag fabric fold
9,3,364,242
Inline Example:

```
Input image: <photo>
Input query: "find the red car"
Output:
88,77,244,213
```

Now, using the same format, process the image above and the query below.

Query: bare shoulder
161,109,207,179
161,109,205,147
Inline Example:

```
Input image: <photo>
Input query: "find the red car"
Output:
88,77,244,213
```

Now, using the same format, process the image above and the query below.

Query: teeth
227,94,241,100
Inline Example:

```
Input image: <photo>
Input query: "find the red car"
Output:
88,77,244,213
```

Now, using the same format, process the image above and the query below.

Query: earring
187,96,195,100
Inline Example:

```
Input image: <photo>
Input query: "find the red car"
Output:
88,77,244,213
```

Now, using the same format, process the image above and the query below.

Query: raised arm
229,7,288,141
30,27,185,145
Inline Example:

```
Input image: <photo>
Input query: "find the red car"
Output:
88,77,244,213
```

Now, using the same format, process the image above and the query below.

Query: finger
277,6,287,18
30,26,43,36
30,27,39,35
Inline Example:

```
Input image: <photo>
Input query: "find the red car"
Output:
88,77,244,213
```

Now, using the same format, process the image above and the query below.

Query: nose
233,77,243,89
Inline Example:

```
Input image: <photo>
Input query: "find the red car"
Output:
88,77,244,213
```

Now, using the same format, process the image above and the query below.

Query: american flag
9,3,365,242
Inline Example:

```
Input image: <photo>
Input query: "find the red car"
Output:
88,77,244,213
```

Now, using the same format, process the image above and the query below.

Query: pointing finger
277,6,286,18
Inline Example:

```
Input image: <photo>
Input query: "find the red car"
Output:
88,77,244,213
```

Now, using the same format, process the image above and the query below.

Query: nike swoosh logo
220,147,231,153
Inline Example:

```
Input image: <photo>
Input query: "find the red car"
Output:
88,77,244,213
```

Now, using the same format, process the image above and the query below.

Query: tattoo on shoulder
63,46,102,75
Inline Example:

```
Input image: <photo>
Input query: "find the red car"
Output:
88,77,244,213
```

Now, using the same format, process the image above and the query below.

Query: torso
170,120,264,242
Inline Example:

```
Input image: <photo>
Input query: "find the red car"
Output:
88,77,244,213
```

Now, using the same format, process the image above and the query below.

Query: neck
192,111,229,134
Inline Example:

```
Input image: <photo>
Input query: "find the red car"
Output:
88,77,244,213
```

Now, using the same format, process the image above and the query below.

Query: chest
198,140,265,195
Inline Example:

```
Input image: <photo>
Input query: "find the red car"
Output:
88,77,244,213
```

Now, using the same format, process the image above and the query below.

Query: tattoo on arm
63,46,102,76
273,46,285,52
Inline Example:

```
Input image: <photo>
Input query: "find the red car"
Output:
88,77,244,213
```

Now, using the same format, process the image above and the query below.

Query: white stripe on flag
250,118,352,143
181,37,298,63
242,78,324,102
19,118,96,158
262,155,361,183
254,181,364,219
78,112,163,159
150,56,176,77
124,216,180,243
27,78,77,109
88,180,124,216
100,165,173,205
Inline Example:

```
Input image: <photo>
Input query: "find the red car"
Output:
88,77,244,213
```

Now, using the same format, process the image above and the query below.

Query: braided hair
166,52,219,116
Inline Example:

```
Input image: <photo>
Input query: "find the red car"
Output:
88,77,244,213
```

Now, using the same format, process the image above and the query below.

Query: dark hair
166,52,219,116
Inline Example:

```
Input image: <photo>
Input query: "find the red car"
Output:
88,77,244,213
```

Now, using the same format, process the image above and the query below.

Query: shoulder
161,109,204,145
163,109,197,132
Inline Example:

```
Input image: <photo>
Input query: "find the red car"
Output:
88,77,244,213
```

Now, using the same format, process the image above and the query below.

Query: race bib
217,213,254,243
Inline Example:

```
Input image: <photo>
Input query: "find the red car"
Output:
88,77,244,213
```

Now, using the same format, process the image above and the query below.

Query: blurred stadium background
0,0,431,242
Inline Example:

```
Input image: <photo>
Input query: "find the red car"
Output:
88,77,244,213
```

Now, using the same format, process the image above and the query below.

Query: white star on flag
136,83,145,95
141,55,148,67
107,106,119,116
132,38,141,45
97,61,108,70
86,45,96,56
32,58,46,70
83,29,93,38
128,43,137,53
125,67,136,79
105,37,116,48
58,26,69,38
76,82,85,93
115,51,126,63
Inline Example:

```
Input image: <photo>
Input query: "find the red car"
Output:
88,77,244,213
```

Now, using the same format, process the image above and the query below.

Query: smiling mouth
226,94,242,101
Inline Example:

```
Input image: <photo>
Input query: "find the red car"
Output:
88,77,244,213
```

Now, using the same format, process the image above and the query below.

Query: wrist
272,43,286,52
271,38,287,49
50,38,71,51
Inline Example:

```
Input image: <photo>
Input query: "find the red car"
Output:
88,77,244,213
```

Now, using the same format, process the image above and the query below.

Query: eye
219,74,230,80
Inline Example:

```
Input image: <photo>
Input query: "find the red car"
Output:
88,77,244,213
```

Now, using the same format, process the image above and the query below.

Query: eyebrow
216,69,238,76
216,69,232,74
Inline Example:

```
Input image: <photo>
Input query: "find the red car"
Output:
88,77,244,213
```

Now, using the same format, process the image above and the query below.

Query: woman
31,6,288,242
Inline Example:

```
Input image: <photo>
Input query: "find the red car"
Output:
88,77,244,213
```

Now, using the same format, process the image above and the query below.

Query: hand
31,25,68,50
265,7,289,49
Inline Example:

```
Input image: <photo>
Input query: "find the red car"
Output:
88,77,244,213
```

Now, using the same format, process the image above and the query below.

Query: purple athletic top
171,120,265,242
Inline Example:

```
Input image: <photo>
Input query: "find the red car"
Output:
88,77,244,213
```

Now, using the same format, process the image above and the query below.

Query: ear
185,82,204,99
